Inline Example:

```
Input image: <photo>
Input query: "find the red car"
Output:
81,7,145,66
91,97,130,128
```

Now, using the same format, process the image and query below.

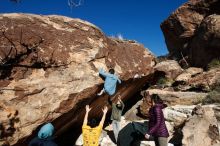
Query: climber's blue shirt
99,69,121,96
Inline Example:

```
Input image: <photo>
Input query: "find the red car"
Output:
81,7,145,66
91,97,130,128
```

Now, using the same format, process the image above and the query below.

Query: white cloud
117,33,124,40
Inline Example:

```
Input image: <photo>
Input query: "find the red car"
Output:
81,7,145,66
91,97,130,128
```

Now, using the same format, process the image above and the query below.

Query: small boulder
182,106,220,146
154,60,183,79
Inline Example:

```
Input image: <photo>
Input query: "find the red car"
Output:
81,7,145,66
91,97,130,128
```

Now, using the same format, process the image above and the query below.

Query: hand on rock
118,95,122,101
99,68,104,72
85,105,91,113
102,106,108,114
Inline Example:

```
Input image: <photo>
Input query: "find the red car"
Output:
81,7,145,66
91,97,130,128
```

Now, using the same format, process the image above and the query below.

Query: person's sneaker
97,89,104,96
97,92,103,96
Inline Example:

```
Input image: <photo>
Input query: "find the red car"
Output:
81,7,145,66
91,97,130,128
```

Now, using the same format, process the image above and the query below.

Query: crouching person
28,123,57,146
82,105,108,146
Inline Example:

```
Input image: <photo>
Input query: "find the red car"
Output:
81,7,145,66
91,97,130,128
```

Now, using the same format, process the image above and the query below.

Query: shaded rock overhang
0,13,155,146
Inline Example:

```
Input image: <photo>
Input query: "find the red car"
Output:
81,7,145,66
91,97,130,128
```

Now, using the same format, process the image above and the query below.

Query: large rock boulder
190,14,220,67
154,60,183,79
187,67,220,90
173,67,220,92
0,13,155,145
213,105,220,132
161,0,220,67
182,106,220,146
163,105,195,127
147,89,207,105
176,67,203,82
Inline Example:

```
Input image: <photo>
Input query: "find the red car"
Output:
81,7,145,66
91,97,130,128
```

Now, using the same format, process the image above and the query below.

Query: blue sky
0,0,186,56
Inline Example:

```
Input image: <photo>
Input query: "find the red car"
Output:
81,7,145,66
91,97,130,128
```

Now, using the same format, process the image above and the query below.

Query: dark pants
154,137,168,146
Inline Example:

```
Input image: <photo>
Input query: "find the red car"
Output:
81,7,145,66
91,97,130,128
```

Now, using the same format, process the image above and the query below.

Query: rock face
163,105,195,127
147,89,207,105
182,106,220,146
154,60,183,79
0,13,155,145
161,0,220,67
190,14,220,67
175,67,203,82
185,67,220,91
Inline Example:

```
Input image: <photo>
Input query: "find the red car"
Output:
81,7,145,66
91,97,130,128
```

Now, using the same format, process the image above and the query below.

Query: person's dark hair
116,103,123,109
143,91,149,97
109,68,115,74
151,94,163,104
89,118,97,128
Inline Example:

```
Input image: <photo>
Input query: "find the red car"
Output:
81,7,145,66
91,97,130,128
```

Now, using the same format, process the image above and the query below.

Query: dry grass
202,84,220,104
208,58,220,70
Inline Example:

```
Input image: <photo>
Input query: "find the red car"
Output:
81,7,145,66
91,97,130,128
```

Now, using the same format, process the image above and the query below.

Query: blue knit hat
38,123,54,139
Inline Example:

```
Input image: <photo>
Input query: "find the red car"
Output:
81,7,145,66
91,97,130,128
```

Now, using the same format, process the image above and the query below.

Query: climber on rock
82,105,108,146
28,123,58,146
97,68,121,96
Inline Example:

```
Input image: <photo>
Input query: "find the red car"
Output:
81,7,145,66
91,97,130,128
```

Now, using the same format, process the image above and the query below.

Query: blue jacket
29,123,58,146
99,69,121,95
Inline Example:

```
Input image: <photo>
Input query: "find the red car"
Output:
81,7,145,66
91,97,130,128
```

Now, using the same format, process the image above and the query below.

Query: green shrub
208,58,220,70
157,77,167,85
157,77,174,87
202,85,220,104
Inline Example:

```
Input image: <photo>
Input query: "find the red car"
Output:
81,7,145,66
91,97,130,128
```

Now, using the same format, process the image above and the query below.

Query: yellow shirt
82,124,102,146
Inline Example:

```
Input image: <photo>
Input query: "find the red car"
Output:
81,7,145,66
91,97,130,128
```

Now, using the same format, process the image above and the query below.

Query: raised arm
83,105,91,126
99,68,109,78
118,95,125,109
99,106,108,127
